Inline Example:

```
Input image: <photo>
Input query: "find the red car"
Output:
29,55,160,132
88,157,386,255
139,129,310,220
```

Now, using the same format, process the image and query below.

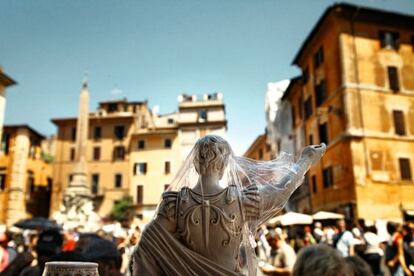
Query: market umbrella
312,211,344,220
268,212,313,226
14,217,61,230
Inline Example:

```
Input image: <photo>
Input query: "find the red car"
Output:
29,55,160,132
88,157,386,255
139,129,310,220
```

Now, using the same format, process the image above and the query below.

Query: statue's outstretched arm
245,144,326,226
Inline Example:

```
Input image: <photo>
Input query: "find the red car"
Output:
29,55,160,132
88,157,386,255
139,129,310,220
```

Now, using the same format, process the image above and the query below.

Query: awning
268,212,313,226
312,211,344,220
405,210,414,216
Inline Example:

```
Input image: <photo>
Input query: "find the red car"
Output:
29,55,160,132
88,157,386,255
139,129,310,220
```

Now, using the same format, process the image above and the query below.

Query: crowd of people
0,224,141,276
0,219,413,275
256,219,414,276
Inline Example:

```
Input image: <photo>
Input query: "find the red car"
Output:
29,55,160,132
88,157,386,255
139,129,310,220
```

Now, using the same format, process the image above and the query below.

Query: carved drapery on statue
133,135,325,275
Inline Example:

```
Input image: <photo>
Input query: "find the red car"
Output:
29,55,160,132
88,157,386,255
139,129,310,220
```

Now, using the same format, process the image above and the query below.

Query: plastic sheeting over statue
133,135,325,275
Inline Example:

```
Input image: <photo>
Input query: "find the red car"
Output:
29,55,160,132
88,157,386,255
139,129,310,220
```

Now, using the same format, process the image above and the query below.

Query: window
298,97,303,119
199,110,207,121
108,103,117,112
93,147,101,161
388,66,400,92
313,47,324,68
1,134,10,154
258,149,264,160
94,126,102,140
138,140,145,149
0,171,6,191
318,123,329,144
412,35,414,51
379,31,399,49
68,174,73,184
315,80,327,106
71,127,76,141
308,134,314,145
164,184,170,191
266,144,271,152
70,148,75,161
302,67,309,83
167,118,174,124
134,162,147,175
393,110,406,136
47,178,52,191
164,138,172,148
304,97,313,120
27,171,35,200
115,174,122,188
137,185,144,204
165,161,171,174
113,146,125,160
399,158,412,181
28,145,36,159
291,106,296,127
311,175,317,193
114,126,125,140
91,174,99,194
323,167,334,188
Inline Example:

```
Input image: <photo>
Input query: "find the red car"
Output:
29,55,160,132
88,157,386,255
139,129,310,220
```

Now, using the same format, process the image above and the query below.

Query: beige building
279,3,414,221
244,133,273,161
0,125,53,226
0,69,16,143
51,93,227,221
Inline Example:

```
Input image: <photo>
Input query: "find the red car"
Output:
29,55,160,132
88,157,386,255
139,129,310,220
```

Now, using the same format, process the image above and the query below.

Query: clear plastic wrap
134,135,325,275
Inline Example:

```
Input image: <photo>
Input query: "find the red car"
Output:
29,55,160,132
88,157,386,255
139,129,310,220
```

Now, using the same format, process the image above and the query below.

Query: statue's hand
300,143,326,165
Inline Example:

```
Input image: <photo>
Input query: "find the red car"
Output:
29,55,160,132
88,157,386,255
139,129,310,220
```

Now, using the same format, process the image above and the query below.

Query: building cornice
0,71,17,87
292,3,414,66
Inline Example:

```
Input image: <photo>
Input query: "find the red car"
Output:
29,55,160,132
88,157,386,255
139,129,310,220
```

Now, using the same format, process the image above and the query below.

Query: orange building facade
244,134,273,161
282,3,414,221
0,125,53,225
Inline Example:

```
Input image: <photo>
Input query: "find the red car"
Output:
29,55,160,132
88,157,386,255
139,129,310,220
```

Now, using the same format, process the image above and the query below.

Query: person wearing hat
19,229,63,276
78,235,122,276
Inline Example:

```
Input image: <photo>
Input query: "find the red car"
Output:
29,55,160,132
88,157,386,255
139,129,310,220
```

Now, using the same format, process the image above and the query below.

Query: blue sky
1,0,414,154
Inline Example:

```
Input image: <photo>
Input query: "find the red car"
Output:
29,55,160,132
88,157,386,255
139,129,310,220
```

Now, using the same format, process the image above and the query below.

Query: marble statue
133,135,325,275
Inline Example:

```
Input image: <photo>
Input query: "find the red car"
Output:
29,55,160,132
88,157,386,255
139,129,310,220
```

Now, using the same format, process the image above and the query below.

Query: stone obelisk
53,79,100,231
68,79,90,196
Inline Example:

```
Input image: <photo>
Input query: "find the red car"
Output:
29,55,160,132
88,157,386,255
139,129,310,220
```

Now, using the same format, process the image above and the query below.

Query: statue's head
193,135,231,178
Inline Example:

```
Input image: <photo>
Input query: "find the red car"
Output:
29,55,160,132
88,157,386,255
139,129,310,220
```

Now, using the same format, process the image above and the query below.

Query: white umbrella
268,212,313,226
312,211,344,220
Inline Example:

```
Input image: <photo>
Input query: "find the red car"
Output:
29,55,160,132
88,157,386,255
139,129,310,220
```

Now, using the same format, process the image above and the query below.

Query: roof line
291,2,414,66
4,124,45,139
0,71,17,87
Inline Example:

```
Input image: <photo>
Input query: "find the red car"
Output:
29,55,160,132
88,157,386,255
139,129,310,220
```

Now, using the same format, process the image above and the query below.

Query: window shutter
137,185,143,204
388,67,400,92
318,123,329,144
393,110,406,136
312,175,317,193
399,158,412,180
304,97,313,119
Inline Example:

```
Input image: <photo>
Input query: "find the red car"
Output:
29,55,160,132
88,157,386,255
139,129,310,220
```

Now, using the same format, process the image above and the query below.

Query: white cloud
111,88,123,95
